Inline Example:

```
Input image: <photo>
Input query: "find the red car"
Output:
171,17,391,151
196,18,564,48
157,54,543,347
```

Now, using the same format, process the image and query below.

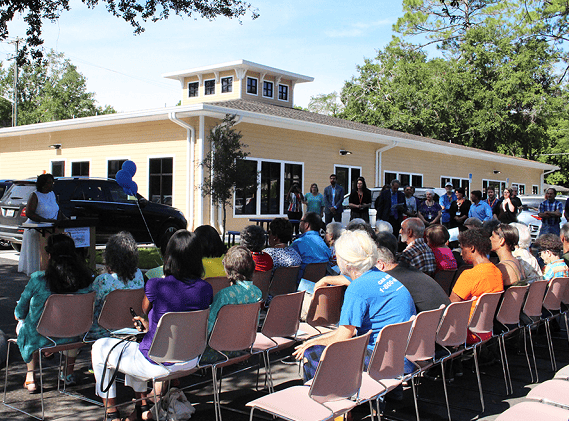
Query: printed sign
64,227,90,248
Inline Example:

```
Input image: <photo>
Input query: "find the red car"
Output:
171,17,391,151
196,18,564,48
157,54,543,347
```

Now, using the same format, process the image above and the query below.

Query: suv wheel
159,223,181,254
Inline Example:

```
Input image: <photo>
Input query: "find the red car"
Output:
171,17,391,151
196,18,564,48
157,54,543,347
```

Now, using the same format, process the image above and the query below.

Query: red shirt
252,252,273,272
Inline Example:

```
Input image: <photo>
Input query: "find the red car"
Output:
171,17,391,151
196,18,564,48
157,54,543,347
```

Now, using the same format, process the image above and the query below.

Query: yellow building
0,60,558,233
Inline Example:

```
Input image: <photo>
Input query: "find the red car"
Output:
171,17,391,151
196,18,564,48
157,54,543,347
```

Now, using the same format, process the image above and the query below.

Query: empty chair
495,285,530,395
554,364,569,380
527,378,569,407
302,262,328,283
495,401,569,421
434,270,457,295
252,270,272,300
96,288,145,334
206,276,231,297
521,279,549,382
298,285,344,339
247,332,371,421
269,265,300,296
542,277,569,371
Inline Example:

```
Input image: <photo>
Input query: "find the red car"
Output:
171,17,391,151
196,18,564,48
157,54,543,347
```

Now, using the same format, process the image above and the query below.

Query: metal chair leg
411,376,420,421
440,359,452,421
473,346,485,412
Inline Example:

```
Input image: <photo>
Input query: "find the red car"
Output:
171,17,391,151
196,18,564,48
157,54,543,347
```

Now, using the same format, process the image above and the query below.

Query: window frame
511,183,526,195
107,158,129,180
384,171,423,188
232,157,304,218
334,165,363,195
50,160,65,177
533,185,540,195
221,76,233,94
246,77,258,96
148,155,175,206
482,179,506,198
188,81,199,98
278,84,289,102
71,160,90,177
262,80,274,99
204,79,215,96
440,176,470,196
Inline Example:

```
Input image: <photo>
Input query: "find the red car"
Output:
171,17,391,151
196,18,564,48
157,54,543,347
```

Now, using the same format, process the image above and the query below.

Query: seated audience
450,229,503,344
90,232,145,340
290,212,331,280
293,230,415,380
535,234,569,281
374,220,393,234
399,218,437,277
491,224,526,287
240,225,274,272
561,222,569,267
324,221,344,268
92,230,213,421
510,223,542,283
425,224,458,273
463,217,482,230
264,218,302,271
15,234,93,393
195,225,227,278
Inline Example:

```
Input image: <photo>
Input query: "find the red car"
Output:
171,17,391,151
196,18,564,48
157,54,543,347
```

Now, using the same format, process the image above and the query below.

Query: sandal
104,409,121,421
136,404,154,421
23,379,37,394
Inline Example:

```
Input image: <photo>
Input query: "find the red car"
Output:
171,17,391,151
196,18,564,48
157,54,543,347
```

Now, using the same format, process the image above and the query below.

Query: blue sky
0,1,405,112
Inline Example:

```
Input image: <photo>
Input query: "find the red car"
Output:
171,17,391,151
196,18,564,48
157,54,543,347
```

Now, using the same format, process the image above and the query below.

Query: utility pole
8,38,21,127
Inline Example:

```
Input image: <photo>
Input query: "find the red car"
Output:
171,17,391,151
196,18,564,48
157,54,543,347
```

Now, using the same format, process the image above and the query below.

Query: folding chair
253,291,304,392
97,288,145,334
3,292,96,420
521,279,549,382
466,291,503,412
208,301,261,421
247,332,371,421
404,305,446,421
358,318,414,421
252,270,272,301
206,276,230,296
542,277,569,371
302,262,328,283
269,265,300,296
434,270,457,295
495,401,569,421
298,285,344,339
526,378,569,408
434,299,474,421
554,364,569,380
495,285,530,395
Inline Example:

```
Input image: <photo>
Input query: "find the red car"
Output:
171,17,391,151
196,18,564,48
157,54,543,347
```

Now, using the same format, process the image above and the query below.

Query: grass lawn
95,246,163,270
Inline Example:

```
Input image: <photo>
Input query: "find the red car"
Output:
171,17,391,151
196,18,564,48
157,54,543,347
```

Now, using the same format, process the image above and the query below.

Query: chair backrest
37,292,96,339
252,270,272,300
434,270,457,295
303,262,328,283
97,288,145,331
309,331,371,404
495,285,529,326
406,305,445,364
305,285,344,328
148,309,209,364
436,299,474,347
261,291,304,338
523,280,549,318
468,292,503,335
269,265,300,296
368,318,414,381
206,276,230,296
208,301,261,352
543,277,569,312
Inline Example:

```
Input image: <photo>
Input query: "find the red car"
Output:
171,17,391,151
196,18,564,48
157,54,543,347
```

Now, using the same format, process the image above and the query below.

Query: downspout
168,112,196,230
541,168,557,195
375,141,398,187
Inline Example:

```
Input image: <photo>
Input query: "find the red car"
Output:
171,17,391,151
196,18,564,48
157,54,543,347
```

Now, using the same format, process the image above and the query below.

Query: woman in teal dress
15,234,93,392
304,183,325,216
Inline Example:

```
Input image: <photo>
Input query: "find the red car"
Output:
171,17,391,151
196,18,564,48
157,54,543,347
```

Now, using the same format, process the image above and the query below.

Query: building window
51,161,64,177
263,81,274,98
221,77,233,93
533,185,539,194
440,176,470,196
385,172,423,188
482,179,506,198
234,159,303,216
278,84,289,101
149,157,173,205
71,161,89,177
246,77,258,95
188,82,199,97
108,159,127,179
511,183,525,195
204,79,215,95
335,166,362,195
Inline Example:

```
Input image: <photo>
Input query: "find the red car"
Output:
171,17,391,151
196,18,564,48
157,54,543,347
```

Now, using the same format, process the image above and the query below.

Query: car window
72,181,109,201
108,183,137,203
1,184,35,204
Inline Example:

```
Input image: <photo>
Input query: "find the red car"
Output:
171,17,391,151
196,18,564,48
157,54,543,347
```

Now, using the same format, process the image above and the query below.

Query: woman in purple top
92,230,213,421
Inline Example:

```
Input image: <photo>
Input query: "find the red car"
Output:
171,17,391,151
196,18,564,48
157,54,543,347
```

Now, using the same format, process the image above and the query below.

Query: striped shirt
539,200,563,226
543,259,569,281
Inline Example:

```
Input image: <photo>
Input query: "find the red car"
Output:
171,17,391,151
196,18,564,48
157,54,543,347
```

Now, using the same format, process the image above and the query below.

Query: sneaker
59,373,77,386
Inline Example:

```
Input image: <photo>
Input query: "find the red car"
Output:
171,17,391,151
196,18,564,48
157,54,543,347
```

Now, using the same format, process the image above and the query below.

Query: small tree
201,114,257,237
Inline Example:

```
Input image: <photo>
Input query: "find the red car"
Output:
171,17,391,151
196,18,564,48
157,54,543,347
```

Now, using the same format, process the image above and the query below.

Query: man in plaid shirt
538,188,563,236
399,218,437,277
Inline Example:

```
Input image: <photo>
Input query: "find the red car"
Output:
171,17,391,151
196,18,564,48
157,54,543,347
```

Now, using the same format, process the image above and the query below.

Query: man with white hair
399,218,437,277
293,230,415,380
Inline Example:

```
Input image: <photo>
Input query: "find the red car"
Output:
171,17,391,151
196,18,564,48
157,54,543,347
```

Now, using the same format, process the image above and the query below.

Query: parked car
518,195,567,241
0,180,13,199
0,177,187,251
341,187,446,226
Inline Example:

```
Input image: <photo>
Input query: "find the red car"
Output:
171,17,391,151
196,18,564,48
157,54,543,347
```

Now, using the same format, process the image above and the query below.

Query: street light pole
8,38,21,127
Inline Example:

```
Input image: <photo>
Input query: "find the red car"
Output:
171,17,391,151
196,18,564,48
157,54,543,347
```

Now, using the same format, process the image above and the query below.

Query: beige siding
181,71,241,106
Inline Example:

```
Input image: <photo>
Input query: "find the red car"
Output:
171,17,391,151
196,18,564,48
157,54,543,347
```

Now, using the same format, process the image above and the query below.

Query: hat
445,182,453,187
464,217,482,228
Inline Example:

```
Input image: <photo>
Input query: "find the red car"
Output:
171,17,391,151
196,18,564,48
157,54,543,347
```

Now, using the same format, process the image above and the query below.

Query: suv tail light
531,214,541,221
20,207,26,218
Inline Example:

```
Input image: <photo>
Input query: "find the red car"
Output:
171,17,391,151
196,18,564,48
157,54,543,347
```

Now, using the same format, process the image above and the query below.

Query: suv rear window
1,184,35,204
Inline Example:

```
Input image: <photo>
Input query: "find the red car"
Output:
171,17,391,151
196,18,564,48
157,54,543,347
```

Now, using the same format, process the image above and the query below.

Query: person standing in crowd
468,190,493,222
290,212,331,280
304,183,325,217
418,190,442,227
485,186,499,210
399,218,437,277
348,176,372,223
323,174,344,224
286,183,304,235
493,188,520,224
449,187,471,230
375,179,407,235
404,185,418,218
535,234,569,280
240,225,273,272
19,174,67,276
440,182,457,228
538,188,563,236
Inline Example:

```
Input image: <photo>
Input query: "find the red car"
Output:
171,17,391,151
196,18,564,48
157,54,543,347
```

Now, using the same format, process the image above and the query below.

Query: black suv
0,177,187,250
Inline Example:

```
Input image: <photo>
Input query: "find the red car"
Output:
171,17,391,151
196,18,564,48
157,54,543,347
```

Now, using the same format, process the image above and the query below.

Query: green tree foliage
0,50,115,126
0,0,259,62
307,92,344,117
201,114,257,236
